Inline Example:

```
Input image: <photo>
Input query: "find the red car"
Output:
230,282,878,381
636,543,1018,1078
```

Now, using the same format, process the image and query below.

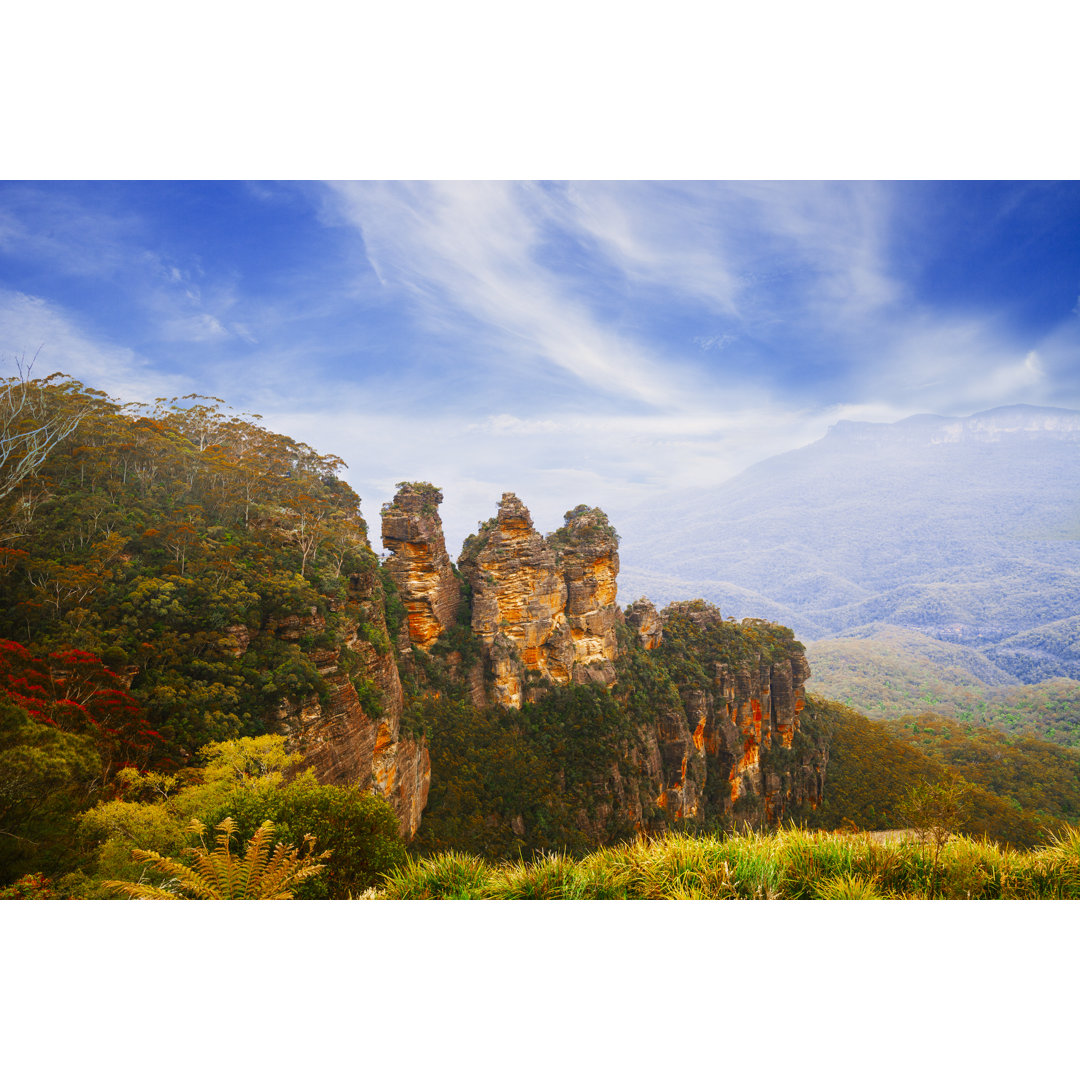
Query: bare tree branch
0,352,93,502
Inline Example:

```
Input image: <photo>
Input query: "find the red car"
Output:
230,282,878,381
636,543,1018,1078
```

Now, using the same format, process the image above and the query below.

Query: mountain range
617,404,1080,691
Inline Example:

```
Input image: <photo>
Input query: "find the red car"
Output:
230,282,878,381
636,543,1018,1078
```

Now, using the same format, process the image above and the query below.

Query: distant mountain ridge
827,404,1080,446
617,404,1080,686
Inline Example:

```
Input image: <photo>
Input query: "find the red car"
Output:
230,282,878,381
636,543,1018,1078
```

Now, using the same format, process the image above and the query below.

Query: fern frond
212,818,241,898
106,847,218,900
111,817,330,899
106,878,179,900
239,821,277,898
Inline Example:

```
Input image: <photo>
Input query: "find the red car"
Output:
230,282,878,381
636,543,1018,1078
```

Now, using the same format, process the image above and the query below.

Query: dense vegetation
882,714,1080,823
6,733,405,898
0,380,382,760
409,606,822,863
796,696,1076,847
3,373,1078,898
407,619,661,861
0,372,404,894
0,376,377,759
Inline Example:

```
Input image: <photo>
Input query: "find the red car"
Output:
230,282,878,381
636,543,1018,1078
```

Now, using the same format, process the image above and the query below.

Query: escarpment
458,494,619,708
0,371,837,871
246,485,824,849
642,603,824,827
262,564,430,839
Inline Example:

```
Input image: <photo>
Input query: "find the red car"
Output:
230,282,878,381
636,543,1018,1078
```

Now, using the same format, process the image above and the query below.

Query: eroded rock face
381,483,461,651
642,602,822,827
267,565,429,838
459,494,619,708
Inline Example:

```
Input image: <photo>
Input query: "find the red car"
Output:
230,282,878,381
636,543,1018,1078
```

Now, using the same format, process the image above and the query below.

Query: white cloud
974,349,1045,401
562,180,899,331
559,182,744,316
4,180,1076,566
0,289,190,403
694,334,737,351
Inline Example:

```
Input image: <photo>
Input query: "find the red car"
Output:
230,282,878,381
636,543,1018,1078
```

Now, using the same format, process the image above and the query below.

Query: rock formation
458,494,619,708
380,482,460,651
269,488,823,845
549,505,620,688
645,602,823,827
624,598,662,650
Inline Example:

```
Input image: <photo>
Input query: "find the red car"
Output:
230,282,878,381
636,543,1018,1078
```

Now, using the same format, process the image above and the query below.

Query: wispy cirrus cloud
311,180,1080,543
0,185,260,354
325,181,710,412
321,180,964,421
0,288,192,403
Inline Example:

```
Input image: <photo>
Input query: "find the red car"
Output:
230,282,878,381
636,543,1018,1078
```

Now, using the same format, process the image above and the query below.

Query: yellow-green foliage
0,694,101,881
882,714,1080,825
380,825,1080,900
0,380,375,756
107,817,330,900
799,696,1060,848
71,735,404,899
808,632,1080,747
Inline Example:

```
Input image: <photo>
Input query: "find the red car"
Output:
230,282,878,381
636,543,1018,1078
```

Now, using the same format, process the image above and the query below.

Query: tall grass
380,825,1080,900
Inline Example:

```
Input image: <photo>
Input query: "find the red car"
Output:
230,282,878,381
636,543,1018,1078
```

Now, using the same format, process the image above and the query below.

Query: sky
2,179,1079,555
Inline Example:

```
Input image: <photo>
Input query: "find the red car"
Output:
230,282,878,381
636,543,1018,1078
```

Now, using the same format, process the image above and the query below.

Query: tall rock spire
380,482,461,651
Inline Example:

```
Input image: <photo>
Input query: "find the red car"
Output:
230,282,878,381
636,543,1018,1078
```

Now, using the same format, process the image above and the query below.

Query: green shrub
219,776,406,898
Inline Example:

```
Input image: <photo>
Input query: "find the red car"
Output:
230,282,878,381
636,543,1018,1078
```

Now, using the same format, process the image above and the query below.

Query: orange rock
459,495,620,708
381,483,461,652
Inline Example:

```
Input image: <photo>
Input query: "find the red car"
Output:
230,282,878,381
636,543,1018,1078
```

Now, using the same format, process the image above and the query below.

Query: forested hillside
0,372,424,889
797,698,1078,846
807,628,1080,747
0,375,376,756
0,374,829,891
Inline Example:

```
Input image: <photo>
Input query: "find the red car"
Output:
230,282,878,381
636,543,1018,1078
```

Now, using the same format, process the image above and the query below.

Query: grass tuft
384,826,1080,900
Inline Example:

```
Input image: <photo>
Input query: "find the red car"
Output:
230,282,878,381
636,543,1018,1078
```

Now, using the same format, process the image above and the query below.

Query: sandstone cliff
549,505,620,689
408,488,827,857
380,482,460,652
260,482,827,852
642,602,823,828
624,597,662,650
458,494,619,708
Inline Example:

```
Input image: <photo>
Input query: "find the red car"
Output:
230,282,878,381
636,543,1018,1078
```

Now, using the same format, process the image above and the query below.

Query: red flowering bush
0,872,55,899
0,639,163,779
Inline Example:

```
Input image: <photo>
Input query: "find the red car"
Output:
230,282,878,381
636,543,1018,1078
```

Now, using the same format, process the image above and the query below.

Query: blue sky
2,180,1079,554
